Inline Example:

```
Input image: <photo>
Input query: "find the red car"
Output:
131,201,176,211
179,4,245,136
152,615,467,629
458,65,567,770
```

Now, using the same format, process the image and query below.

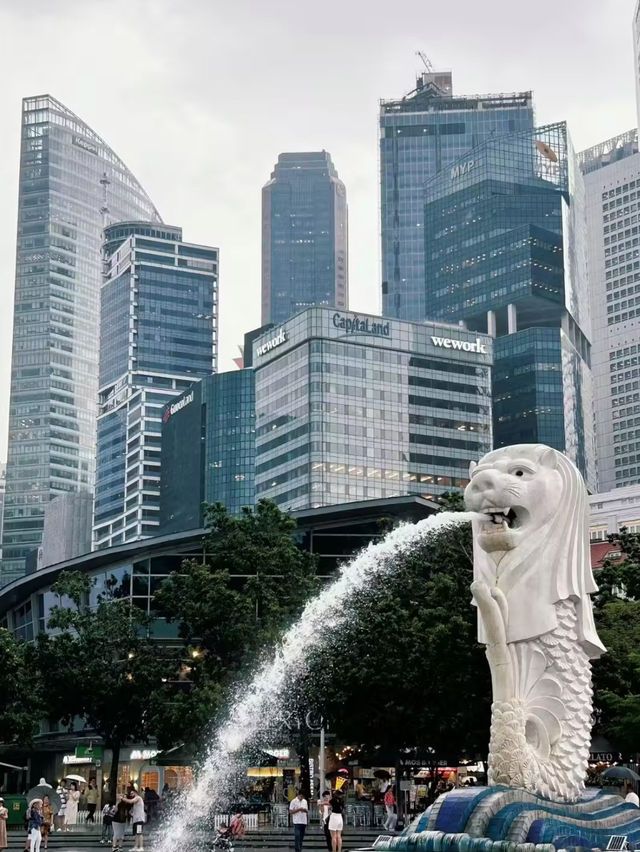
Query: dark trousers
323,820,332,851
294,823,306,852
86,804,97,823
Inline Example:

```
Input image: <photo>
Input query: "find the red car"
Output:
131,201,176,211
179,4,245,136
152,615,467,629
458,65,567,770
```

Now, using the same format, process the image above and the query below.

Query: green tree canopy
151,500,319,748
0,628,42,745
592,528,640,756
34,570,166,801
301,505,491,767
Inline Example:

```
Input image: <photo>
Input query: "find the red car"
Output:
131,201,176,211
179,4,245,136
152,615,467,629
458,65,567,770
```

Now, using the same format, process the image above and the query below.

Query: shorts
133,822,144,835
112,822,125,842
328,814,343,831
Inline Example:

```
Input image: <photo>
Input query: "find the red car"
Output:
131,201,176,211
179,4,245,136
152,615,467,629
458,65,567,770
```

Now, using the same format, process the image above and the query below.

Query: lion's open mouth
480,507,519,529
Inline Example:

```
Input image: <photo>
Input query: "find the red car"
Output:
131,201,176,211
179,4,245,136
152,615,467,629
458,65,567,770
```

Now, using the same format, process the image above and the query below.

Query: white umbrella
63,774,85,784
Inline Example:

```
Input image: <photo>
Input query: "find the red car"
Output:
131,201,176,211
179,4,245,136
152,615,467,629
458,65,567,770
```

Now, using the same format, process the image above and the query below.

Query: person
54,787,66,832
229,813,246,839
0,798,7,851
318,791,332,852
289,789,308,852
625,782,640,806
128,789,146,850
355,780,366,800
383,785,396,831
27,800,44,852
328,791,344,852
64,781,80,831
101,802,115,844
111,795,132,852
41,796,53,850
86,779,99,823
143,787,159,823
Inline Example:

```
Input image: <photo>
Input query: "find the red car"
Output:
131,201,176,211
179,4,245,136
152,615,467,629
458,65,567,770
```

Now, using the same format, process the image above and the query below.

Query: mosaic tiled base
373,786,640,851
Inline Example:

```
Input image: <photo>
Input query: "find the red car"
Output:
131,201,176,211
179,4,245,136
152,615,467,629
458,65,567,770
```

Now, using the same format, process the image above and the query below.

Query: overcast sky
0,0,637,459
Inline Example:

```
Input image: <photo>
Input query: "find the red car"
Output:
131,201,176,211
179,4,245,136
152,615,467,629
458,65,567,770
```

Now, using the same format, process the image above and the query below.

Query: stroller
212,824,234,851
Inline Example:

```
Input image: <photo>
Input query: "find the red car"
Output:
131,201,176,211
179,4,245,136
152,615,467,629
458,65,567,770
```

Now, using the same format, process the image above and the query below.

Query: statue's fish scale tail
487,601,593,803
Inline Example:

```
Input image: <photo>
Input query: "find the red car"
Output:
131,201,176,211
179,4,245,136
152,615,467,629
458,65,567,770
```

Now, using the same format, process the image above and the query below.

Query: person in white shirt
289,790,308,852
127,792,146,851
625,783,639,807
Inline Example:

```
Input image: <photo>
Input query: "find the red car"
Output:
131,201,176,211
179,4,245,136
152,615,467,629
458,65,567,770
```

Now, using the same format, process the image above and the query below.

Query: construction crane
416,51,434,73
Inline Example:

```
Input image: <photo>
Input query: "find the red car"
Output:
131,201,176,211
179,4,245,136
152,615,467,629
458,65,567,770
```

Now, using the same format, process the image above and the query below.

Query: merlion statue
464,444,606,803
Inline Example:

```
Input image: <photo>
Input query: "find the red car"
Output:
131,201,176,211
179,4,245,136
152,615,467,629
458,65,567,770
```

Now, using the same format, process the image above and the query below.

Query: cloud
0,0,637,459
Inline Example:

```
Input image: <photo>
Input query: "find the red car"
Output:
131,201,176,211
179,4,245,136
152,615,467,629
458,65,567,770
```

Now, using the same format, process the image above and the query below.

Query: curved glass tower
1,95,162,583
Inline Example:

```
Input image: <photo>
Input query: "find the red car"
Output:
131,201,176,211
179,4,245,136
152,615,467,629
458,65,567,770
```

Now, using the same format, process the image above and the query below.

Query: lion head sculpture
464,444,605,659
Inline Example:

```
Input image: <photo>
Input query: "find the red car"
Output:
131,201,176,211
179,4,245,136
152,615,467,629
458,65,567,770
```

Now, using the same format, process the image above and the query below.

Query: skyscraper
160,368,256,533
2,96,161,585
93,222,218,549
423,122,596,486
252,307,492,510
380,71,534,319
633,2,640,130
261,151,348,325
580,130,640,490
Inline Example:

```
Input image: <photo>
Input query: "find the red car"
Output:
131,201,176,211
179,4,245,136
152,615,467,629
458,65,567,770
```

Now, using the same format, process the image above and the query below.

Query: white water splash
157,511,474,852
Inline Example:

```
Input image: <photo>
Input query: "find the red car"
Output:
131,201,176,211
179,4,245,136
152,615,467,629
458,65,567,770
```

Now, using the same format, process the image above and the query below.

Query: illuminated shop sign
256,328,287,357
431,335,488,354
332,313,390,338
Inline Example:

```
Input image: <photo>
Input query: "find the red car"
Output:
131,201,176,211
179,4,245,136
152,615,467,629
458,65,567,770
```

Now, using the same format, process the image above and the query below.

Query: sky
0,0,637,459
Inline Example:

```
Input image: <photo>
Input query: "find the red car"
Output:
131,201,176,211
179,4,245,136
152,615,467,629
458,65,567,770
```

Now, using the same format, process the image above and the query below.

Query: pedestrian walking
64,782,80,831
41,796,53,850
289,789,308,852
86,780,99,823
383,785,396,831
27,800,44,852
328,791,344,852
128,789,146,851
318,791,332,852
0,797,7,850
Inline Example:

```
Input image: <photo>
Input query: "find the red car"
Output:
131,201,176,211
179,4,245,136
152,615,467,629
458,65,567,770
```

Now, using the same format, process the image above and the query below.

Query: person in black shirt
328,791,344,852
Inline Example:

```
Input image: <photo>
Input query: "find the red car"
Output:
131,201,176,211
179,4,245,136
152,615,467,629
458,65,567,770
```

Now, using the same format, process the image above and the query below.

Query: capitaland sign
451,159,476,180
431,335,488,354
332,313,390,338
256,328,287,356
162,390,194,423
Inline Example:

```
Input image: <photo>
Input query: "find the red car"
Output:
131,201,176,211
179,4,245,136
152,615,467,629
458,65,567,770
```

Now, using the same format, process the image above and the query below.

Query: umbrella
374,770,391,780
63,774,86,784
26,786,61,813
601,767,640,782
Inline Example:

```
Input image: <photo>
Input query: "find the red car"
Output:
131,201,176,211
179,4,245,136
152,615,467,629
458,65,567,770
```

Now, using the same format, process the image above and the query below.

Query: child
100,803,115,844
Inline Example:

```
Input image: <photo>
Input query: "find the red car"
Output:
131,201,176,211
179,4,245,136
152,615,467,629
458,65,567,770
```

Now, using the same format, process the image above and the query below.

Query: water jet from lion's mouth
155,510,475,852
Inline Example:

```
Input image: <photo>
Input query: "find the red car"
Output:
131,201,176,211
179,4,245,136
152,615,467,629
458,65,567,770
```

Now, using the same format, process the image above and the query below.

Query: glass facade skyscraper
160,369,256,533
380,72,534,319
93,222,217,549
253,307,492,510
423,122,596,487
262,152,348,325
2,96,161,585
580,130,640,490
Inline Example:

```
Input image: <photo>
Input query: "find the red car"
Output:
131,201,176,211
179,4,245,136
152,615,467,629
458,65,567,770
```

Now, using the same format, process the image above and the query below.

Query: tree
35,571,167,802
0,628,42,745
592,528,640,756
151,500,319,749
301,502,491,788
